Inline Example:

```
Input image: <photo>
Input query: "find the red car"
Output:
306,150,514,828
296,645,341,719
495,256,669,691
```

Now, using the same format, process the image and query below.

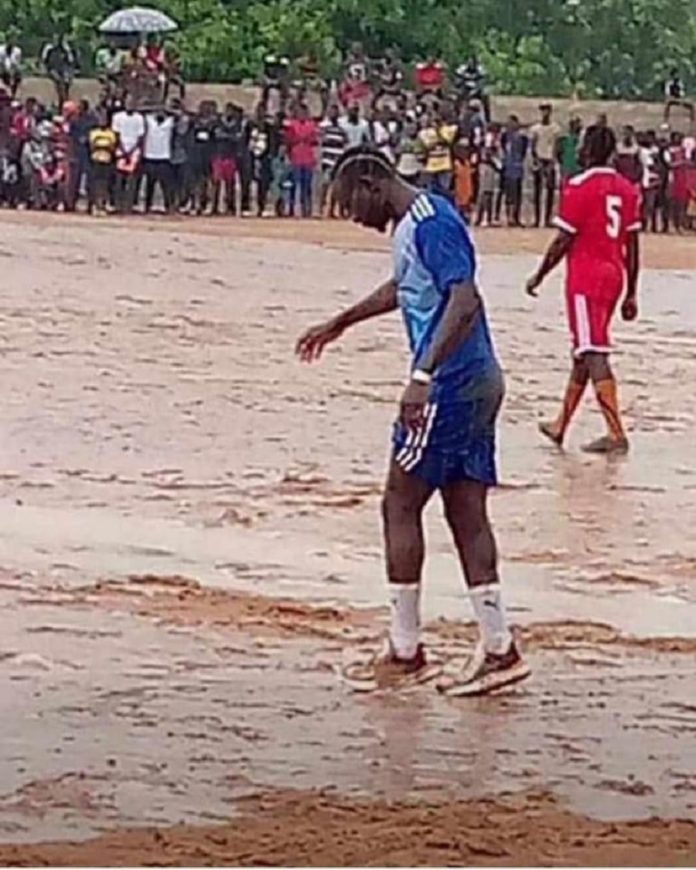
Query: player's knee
442,493,484,536
381,490,421,528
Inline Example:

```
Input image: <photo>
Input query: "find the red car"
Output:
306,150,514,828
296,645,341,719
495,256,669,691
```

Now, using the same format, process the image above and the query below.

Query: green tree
1,0,694,95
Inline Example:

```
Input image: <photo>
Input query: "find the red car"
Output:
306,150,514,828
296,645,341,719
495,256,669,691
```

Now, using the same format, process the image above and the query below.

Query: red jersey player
526,125,641,453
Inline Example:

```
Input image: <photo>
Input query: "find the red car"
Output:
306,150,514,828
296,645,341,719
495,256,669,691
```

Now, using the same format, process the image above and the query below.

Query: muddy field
0,212,694,866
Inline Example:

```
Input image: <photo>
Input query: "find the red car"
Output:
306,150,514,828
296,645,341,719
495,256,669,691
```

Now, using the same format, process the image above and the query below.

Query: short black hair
583,124,616,166
331,145,395,185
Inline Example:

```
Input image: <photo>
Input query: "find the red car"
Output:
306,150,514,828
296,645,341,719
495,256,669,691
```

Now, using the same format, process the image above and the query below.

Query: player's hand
295,318,344,363
399,380,430,432
525,274,542,298
621,296,638,322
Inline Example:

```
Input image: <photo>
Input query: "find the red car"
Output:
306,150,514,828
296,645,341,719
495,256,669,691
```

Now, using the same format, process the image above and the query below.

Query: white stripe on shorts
396,403,438,473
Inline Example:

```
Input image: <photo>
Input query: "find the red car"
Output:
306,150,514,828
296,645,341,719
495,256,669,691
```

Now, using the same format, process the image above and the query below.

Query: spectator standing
455,55,489,120
668,131,689,232
664,67,694,123
369,107,396,163
112,98,145,213
500,114,528,226
67,99,97,211
557,116,582,181
319,104,348,216
373,48,404,109
237,108,254,214
639,130,661,231
170,100,192,210
249,107,276,216
614,125,642,184
41,34,78,106
529,103,561,227
284,103,318,218
189,101,216,215
143,108,174,213
458,101,486,151
95,44,124,96
88,109,117,216
653,126,672,232
0,30,23,99
270,142,292,216
261,54,290,114
339,43,371,109
340,104,370,148
453,139,475,217
476,143,502,227
417,107,457,196
211,102,243,215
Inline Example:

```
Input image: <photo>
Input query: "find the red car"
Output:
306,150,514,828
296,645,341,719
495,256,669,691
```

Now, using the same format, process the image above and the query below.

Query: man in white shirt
143,109,174,213
339,104,370,148
0,32,23,98
530,102,561,227
112,98,145,213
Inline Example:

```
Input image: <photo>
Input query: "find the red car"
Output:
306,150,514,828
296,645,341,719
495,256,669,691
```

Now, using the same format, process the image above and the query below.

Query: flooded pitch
0,213,694,865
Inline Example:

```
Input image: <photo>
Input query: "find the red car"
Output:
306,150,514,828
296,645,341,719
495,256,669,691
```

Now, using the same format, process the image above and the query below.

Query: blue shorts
392,366,504,489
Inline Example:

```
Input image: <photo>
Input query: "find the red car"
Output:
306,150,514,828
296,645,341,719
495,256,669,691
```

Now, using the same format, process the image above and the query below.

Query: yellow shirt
418,124,457,173
89,127,117,164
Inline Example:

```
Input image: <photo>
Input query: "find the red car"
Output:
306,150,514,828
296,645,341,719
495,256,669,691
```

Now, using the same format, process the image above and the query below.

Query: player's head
579,124,616,168
331,145,399,233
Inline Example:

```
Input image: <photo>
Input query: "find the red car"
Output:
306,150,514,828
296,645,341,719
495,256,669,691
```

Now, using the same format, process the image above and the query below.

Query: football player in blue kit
296,146,530,696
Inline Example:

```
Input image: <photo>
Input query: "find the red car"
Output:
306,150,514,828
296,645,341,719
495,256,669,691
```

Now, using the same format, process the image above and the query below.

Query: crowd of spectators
1,33,695,231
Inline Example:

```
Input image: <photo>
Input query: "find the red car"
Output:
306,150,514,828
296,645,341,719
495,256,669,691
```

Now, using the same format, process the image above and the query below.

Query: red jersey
415,62,445,90
555,166,640,299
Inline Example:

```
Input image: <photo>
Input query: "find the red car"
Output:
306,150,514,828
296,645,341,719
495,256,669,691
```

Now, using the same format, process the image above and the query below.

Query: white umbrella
99,6,179,34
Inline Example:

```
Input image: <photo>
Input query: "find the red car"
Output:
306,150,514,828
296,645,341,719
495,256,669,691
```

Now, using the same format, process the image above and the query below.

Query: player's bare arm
400,280,482,431
295,277,397,362
525,230,574,296
622,232,640,321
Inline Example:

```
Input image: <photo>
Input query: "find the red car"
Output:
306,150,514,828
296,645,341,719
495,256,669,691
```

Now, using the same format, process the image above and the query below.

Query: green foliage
1,0,694,95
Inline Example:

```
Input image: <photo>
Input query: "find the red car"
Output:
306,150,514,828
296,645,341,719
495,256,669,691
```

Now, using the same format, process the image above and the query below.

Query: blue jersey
392,193,498,396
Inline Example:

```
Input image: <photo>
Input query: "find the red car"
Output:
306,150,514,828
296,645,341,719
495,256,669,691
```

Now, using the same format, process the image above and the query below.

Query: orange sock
593,377,626,441
553,377,587,438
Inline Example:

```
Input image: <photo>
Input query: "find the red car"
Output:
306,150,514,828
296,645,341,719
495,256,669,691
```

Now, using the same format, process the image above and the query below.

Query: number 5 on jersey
606,194,622,239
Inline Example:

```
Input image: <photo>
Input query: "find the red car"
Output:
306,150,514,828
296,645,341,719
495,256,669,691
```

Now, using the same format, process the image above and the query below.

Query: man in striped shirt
319,104,348,216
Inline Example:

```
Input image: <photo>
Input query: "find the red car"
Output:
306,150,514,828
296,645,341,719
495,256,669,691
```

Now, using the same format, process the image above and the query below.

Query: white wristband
411,368,433,385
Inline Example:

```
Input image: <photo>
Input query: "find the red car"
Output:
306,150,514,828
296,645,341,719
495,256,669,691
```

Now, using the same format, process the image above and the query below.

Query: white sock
388,583,421,659
469,583,512,654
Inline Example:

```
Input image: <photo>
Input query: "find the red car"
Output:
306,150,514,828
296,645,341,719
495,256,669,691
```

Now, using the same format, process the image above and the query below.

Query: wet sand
0,213,695,865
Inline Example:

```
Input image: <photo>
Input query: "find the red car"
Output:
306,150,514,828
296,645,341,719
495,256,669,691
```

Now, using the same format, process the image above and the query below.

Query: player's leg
341,460,438,691
582,351,629,453
572,292,629,452
438,479,530,696
532,165,543,227
382,459,434,657
539,355,589,446
544,161,556,227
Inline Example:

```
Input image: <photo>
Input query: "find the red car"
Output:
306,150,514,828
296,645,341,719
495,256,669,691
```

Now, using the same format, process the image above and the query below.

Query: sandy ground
0,211,695,866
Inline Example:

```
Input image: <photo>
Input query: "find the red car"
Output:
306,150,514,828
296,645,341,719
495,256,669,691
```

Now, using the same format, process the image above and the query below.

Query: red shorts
567,291,621,357
212,157,237,184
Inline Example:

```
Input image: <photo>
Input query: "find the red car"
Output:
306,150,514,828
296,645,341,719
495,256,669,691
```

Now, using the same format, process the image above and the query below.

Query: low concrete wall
16,76,695,130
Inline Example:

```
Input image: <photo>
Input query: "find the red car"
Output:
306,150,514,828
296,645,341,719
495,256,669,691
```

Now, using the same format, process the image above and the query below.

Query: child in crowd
453,139,474,217
476,143,501,226
271,143,292,216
